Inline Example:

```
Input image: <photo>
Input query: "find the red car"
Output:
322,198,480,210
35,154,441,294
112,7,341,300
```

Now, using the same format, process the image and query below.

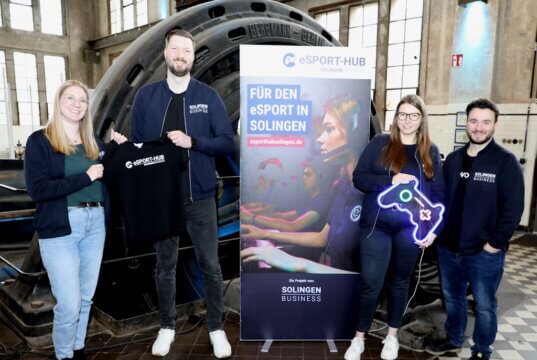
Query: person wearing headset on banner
241,96,364,273
344,94,444,360
241,159,334,262
24,80,126,360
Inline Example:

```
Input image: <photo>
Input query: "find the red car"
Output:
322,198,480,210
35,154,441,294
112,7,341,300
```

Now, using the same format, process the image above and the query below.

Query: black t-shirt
162,92,191,202
162,93,185,135
443,151,475,252
102,141,187,246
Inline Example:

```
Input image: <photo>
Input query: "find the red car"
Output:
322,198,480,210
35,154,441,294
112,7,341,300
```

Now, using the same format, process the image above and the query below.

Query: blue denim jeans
356,211,421,331
438,246,505,357
38,207,105,360
155,197,224,331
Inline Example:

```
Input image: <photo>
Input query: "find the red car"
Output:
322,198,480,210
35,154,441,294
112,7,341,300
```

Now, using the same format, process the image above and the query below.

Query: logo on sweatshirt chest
189,103,208,114
473,172,496,183
125,155,166,169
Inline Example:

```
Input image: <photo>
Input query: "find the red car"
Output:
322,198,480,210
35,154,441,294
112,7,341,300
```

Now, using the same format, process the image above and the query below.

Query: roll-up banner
240,45,373,340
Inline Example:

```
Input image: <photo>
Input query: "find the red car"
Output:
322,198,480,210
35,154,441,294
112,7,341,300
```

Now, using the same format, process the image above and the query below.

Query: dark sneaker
425,337,462,355
469,352,490,360
73,349,86,360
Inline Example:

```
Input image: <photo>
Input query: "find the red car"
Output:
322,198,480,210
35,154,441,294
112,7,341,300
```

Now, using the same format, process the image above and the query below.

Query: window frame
9,0,34,32
110,0,149,34
314,8,341,41
40,0,64,35
0,51,7,125
348,2,379,98
384,0,424,130
43,55,66,119
13,51,40,127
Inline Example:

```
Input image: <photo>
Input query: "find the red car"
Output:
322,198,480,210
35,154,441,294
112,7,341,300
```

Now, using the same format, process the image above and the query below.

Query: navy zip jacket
24,130,109,239
439,139,524,255
130,77,234,201
352,133,445,232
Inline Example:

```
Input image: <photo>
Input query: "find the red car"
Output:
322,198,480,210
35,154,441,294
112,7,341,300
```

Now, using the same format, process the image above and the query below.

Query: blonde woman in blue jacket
24,80,125,360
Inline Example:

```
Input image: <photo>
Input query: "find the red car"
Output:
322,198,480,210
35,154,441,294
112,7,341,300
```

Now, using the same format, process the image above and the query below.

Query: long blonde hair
44,80,99,159
380,94,433,179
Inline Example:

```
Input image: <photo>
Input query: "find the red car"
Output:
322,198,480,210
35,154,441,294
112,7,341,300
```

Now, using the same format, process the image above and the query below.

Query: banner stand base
260,339,273,353
326,339,338,353
259,339,338,353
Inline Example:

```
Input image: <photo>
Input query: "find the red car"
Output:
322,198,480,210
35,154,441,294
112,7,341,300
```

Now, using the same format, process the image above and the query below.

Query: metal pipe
0,237,239,278
0,255,46,277
522,31,537,167
2,64,14,159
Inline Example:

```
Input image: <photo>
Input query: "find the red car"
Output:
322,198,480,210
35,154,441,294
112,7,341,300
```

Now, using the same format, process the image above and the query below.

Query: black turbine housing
0,0,390,348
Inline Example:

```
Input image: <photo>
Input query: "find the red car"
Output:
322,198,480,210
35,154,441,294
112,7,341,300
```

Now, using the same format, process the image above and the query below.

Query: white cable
369,247,426,333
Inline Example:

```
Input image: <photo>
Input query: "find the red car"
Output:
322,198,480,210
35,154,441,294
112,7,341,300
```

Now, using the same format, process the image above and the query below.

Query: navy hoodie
352,133,445,232
131,77,234,201
440,139,524,255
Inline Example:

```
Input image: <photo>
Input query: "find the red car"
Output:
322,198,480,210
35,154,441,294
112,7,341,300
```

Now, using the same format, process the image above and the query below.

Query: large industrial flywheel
0,0,386,348
0,0,343,348
88,0,347,338
91,0,342,138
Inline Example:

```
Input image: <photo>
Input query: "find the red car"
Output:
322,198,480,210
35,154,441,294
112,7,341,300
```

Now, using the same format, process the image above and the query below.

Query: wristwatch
190,136,197,148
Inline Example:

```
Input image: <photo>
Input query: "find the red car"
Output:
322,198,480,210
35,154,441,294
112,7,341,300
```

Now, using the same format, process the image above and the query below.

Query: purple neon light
377,179,445,243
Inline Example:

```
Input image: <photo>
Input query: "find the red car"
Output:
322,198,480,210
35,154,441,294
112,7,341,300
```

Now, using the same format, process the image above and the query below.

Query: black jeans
154,197,224,331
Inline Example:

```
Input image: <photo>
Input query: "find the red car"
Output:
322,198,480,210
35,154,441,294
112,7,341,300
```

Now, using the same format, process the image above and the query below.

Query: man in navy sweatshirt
130,29,234,358
426,98,524,360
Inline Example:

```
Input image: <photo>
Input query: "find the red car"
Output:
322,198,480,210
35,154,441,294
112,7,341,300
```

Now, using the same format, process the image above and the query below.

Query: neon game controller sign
377,179,445,243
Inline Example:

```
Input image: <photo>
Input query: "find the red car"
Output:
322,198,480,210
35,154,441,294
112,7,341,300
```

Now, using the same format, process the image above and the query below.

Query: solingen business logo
281,278,322,303
281,285,321,302
474,172,496,183
189,103,208,114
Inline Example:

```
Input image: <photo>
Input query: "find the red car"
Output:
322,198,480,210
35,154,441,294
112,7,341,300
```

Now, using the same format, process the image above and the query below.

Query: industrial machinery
0,0,400,348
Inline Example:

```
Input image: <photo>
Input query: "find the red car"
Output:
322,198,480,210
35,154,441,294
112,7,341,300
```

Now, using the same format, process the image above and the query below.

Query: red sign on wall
452,54,463,67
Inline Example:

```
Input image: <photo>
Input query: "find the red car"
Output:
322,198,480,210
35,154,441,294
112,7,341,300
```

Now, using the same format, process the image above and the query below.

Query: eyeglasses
396,112,421,121
62,94,89,107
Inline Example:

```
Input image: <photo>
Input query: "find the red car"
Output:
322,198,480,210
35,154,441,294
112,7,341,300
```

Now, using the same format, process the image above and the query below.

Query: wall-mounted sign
452,53,463,67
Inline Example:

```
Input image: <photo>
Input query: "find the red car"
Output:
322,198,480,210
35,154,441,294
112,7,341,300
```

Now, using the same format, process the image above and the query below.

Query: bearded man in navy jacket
130,29,234,358
426,98,524,360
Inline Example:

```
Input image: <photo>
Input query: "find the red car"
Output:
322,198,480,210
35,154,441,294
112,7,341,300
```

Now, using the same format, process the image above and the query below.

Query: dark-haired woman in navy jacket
345,94,444,360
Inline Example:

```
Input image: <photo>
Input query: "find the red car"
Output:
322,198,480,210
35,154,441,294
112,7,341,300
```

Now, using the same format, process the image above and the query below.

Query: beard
467,129,495,145
166,57,192,77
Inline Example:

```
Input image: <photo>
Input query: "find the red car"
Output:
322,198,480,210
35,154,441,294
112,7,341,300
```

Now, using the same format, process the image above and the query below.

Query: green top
65,145,103,206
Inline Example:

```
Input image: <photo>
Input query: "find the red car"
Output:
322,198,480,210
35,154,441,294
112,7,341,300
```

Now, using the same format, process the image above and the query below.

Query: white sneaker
151,328,175,356
209,329,232,359
344,336,365,360
380,335,399,360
